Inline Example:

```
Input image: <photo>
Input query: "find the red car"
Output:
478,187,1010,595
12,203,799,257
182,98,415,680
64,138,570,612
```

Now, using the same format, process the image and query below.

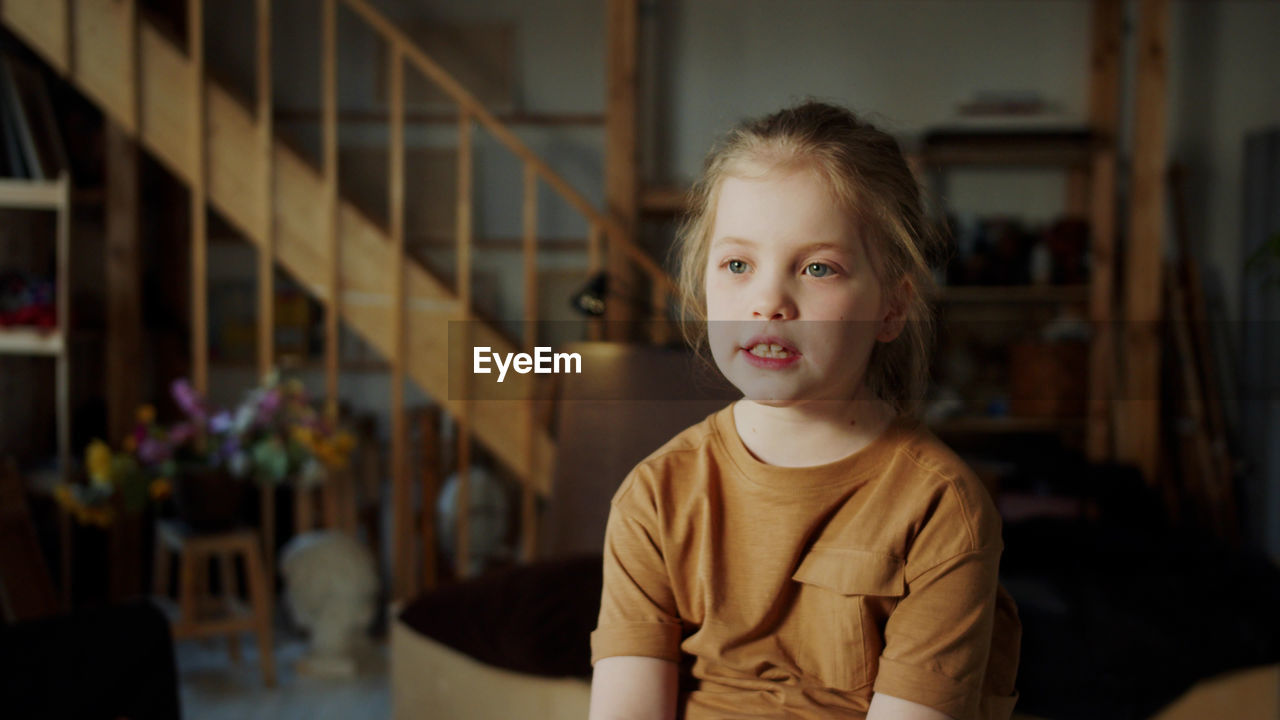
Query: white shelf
0,327,64,355
0,178,67,209
0,174,71,477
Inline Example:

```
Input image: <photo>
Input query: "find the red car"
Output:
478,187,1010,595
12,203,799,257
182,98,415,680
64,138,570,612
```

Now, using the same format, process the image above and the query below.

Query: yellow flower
136,404,156,425
290,426,315,447
86,440,113,485
150,478,173,500
333,431,356,454
87,507,115,527
53,484,74,507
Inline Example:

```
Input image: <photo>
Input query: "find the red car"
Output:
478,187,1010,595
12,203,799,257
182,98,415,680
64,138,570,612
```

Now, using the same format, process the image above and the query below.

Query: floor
176,622,391,720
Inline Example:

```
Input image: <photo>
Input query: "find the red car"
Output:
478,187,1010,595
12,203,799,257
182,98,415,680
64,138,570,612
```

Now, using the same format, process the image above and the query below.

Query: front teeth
749,343,791,359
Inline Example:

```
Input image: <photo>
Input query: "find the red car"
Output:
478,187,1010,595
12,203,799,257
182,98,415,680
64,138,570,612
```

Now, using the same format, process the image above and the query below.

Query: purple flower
137,436,171,465
209,411,233,434
168,422,194,446
255,389,282,425
170,379,208,423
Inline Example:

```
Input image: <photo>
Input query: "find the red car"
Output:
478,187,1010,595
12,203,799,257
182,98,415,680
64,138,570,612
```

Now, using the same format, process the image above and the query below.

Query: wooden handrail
322,0,340,414
336,0,672,299
522,161,538,348
388,40,412,598
188,0,208,396
454,109,474,580
521,161,539,561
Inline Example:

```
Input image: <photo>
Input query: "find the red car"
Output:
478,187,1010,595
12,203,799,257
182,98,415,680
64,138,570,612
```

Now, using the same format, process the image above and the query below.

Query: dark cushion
398,554,603,679
1000,463,1280,720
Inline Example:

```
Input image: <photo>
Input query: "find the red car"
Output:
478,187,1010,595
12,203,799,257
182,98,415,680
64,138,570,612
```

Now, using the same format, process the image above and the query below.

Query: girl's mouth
740,337,800,368
748,343,794,359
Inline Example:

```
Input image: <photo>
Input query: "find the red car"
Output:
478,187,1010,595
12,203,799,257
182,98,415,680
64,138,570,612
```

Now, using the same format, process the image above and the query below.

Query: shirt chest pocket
789,546,905,692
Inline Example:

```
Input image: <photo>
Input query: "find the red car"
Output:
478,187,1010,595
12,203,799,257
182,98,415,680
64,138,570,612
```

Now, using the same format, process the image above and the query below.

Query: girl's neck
732,391,896,468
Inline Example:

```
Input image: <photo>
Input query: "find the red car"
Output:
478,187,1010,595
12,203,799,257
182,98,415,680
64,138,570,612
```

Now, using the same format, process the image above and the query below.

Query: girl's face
704,164,901,406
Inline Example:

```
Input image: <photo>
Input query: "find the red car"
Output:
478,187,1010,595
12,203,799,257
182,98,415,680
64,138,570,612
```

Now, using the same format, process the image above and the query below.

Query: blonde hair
671,101,943,418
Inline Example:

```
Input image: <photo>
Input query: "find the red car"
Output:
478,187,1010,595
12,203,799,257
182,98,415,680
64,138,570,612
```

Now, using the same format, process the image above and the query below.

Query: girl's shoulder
608,405,731,507
880,422,1005,556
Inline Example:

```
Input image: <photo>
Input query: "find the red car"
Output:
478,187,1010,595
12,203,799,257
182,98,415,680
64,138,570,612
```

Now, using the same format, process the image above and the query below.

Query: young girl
588,102,1021,720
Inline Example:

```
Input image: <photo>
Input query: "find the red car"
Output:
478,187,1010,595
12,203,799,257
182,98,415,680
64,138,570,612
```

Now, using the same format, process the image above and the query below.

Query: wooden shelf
930,416,1086,435
0,178,67,209
918,130,1098,168
937,284,1089,304
640,185,690,215
0,327,63,355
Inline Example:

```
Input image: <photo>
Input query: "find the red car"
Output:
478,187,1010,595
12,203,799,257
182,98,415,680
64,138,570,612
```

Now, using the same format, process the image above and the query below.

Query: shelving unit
0,174,72,476
937,284,1090,305
917,128,1116,458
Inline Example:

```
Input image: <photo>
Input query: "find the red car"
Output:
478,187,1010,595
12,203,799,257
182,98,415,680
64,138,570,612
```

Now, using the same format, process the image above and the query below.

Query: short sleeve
589,475,683,665
872,546,1002,720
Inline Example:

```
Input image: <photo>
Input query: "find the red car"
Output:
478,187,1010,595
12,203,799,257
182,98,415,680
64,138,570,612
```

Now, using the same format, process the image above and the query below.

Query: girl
588,101,1021,720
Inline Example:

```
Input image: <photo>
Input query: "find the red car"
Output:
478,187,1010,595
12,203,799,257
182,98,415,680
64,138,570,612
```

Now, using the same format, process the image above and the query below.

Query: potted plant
56,373,356,531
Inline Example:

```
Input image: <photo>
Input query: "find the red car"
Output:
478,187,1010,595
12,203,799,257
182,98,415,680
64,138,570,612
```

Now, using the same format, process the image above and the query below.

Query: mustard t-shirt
590,405,1021,720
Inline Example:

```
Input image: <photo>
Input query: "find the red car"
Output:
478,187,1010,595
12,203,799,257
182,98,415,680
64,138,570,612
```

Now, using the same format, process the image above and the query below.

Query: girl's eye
726,259,749,274
804,262,834,278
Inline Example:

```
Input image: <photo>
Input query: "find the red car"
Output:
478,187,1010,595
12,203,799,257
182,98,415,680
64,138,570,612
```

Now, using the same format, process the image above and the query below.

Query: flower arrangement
55,373,356,526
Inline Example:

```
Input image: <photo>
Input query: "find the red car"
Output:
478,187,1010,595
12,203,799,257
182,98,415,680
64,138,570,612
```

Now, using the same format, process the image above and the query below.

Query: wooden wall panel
1,0,69,74
138,25,195,185
72,0,133,130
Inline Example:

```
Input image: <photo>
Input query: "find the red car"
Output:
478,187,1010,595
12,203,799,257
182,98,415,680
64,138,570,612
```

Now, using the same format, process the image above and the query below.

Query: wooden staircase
1,0,671,590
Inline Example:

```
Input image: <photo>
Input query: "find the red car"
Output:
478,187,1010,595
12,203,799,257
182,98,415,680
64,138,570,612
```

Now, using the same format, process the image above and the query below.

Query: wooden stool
153,519,277,687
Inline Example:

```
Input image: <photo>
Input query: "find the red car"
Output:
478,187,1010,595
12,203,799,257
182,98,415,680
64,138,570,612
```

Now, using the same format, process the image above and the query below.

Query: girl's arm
867,691,954,720
588,656,679,720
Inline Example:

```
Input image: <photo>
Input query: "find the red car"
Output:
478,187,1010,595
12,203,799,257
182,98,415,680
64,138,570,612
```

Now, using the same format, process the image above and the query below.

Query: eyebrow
710,236,854,255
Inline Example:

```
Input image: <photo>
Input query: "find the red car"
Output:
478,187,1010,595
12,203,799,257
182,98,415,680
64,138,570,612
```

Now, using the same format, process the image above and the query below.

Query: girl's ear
876,277,911,342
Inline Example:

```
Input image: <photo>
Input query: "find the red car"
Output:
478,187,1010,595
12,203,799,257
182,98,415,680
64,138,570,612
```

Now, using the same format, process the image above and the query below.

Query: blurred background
1,1,1278,718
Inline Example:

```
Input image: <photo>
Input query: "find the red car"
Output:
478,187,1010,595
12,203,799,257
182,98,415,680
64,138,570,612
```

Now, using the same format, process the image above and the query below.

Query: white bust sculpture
280,530,379,677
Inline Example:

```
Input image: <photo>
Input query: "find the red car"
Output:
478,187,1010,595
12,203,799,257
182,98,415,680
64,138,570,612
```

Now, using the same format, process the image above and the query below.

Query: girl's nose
750,278,797,320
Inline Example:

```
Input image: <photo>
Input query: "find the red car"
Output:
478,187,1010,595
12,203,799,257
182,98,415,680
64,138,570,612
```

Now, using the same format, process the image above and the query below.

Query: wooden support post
388,41,411,600
256,0,275,383
650,282,670,345
252,0,280,598
1085,0,1123,463
294,484,314,535
124,0,139,133
105,122,143,601
604,0,640,339
260,483,274,604
188,0,208,396
63,0,75,76
1120,0,1170,488
521,162,539,562
454,112,474,579
105,123,141,448
418,408,440,590
323,0,341,417
587,222,604,341
320,0,343,534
